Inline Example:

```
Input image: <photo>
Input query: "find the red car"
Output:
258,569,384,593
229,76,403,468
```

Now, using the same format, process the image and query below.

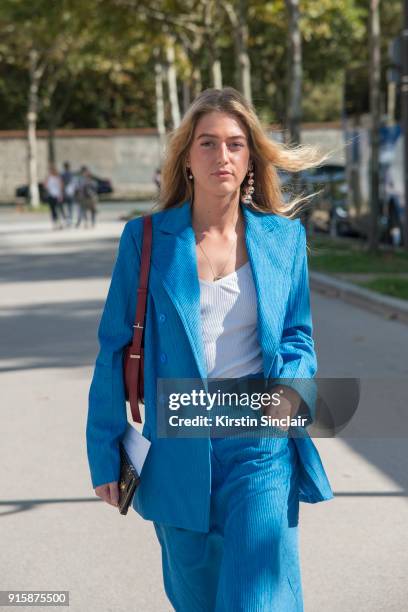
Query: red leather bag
123,215,152,424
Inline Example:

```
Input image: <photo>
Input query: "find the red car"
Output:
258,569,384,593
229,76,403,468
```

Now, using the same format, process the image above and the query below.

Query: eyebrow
196,133,247,140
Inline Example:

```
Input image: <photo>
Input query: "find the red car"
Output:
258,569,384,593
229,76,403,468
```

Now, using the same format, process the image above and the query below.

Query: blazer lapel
242,204,294,377
154,200,294,382
155,201,208,381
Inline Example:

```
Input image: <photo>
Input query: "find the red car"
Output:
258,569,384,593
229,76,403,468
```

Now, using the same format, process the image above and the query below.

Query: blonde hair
156,87,332,217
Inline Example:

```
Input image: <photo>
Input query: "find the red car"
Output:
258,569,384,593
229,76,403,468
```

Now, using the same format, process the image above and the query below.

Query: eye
200,141,214,147
229,143,244,149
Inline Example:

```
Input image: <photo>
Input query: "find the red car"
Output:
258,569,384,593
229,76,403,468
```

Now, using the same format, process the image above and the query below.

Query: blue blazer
86,199,334,532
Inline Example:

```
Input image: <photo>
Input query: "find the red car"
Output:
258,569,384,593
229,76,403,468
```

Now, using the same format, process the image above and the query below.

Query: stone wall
0,125,345,200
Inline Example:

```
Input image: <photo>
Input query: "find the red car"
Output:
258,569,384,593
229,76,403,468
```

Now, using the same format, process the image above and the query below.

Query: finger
95,486,112,504
109,483,119,507
94,487,104,499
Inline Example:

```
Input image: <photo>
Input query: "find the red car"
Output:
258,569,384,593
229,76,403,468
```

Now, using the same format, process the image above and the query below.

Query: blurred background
0,0,406,251
0,2,407,612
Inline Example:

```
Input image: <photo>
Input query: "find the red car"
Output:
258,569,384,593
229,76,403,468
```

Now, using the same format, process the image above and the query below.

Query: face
186,111,251,199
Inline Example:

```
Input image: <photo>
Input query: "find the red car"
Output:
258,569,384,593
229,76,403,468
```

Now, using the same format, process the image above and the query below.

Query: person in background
76,166,98,229
61,161,76,226
44,165,64,230
153,166,161,194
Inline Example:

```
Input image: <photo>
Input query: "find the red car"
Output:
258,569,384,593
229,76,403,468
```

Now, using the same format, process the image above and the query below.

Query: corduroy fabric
86,199,334,533
154,435,302,612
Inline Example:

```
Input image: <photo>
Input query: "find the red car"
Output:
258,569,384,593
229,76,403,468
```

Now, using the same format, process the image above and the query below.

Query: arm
86,219,142,488
267,220,317,426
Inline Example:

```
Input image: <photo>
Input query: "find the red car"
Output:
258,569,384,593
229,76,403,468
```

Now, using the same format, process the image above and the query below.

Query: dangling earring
243,163,255,204
186,167,193,180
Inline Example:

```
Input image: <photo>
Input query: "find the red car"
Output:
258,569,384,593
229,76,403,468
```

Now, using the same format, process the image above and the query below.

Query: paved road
1,204,407,612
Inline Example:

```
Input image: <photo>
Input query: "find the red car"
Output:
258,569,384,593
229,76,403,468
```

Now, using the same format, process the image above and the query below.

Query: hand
262,394,293,432
94,481,119,507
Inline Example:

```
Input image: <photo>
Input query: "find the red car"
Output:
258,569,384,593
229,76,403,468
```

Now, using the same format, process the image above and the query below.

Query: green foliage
0,0,404,129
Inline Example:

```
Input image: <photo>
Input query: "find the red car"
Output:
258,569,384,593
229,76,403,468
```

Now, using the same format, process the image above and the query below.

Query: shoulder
274,213,305,241
273,213,302,232
121,207,168,253
125,207,166,233
254,207,303,241
258,212,306,262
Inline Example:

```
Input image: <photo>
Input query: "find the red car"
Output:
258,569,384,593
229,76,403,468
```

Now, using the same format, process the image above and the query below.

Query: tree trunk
182,80,191,115
27,49,43,208
179,31,202,101
165,35,181,128
204,0,223,89
368,0,381,252
224,1,252,103
211,59,223,90
44,77,73,168
285,0,305,226
190,36,203,99
154,50,166,161
237,0,252,105
191,62,202,99
48,123,56,167
285,0,302,146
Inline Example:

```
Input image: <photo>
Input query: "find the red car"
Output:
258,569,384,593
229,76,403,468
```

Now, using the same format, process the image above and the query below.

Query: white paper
122,423,152,475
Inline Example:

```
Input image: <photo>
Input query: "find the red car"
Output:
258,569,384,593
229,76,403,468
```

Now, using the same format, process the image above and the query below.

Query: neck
191,189,243,236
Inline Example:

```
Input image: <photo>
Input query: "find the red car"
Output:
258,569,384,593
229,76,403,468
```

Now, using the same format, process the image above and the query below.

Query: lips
213,171,231,176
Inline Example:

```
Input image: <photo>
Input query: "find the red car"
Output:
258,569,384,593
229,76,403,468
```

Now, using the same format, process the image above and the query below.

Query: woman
86,87,334,611
76,166,98,228
44,165,64,230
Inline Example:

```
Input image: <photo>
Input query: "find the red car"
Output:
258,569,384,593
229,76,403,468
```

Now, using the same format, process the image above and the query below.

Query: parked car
15,173,113,201
279,164,353,236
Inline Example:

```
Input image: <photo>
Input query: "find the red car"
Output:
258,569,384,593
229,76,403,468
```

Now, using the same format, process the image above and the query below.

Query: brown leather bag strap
128,215,152,423
129,215,152,350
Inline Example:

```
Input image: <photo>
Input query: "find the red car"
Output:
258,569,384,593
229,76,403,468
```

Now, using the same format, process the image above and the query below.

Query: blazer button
160,353,167,364
159,313,166,323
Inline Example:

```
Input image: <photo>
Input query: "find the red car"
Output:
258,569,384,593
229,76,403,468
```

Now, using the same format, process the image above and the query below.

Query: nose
217,143,229,165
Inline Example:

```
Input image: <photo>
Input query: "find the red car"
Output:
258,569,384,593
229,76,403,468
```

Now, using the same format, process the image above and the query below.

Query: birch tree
204,0,223,89
0,0,92,206
27,49,45,207
154,47,167,159
223,0,252,103
165,32,181,128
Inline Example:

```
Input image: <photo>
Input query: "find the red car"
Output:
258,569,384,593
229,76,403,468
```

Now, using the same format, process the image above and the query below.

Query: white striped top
199,261,264,378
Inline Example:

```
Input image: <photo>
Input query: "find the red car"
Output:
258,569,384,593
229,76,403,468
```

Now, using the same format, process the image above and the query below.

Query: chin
196,181,239,199
213,184,239,197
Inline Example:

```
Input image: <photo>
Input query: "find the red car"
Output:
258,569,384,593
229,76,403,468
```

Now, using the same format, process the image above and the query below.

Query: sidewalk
310,271,408,324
